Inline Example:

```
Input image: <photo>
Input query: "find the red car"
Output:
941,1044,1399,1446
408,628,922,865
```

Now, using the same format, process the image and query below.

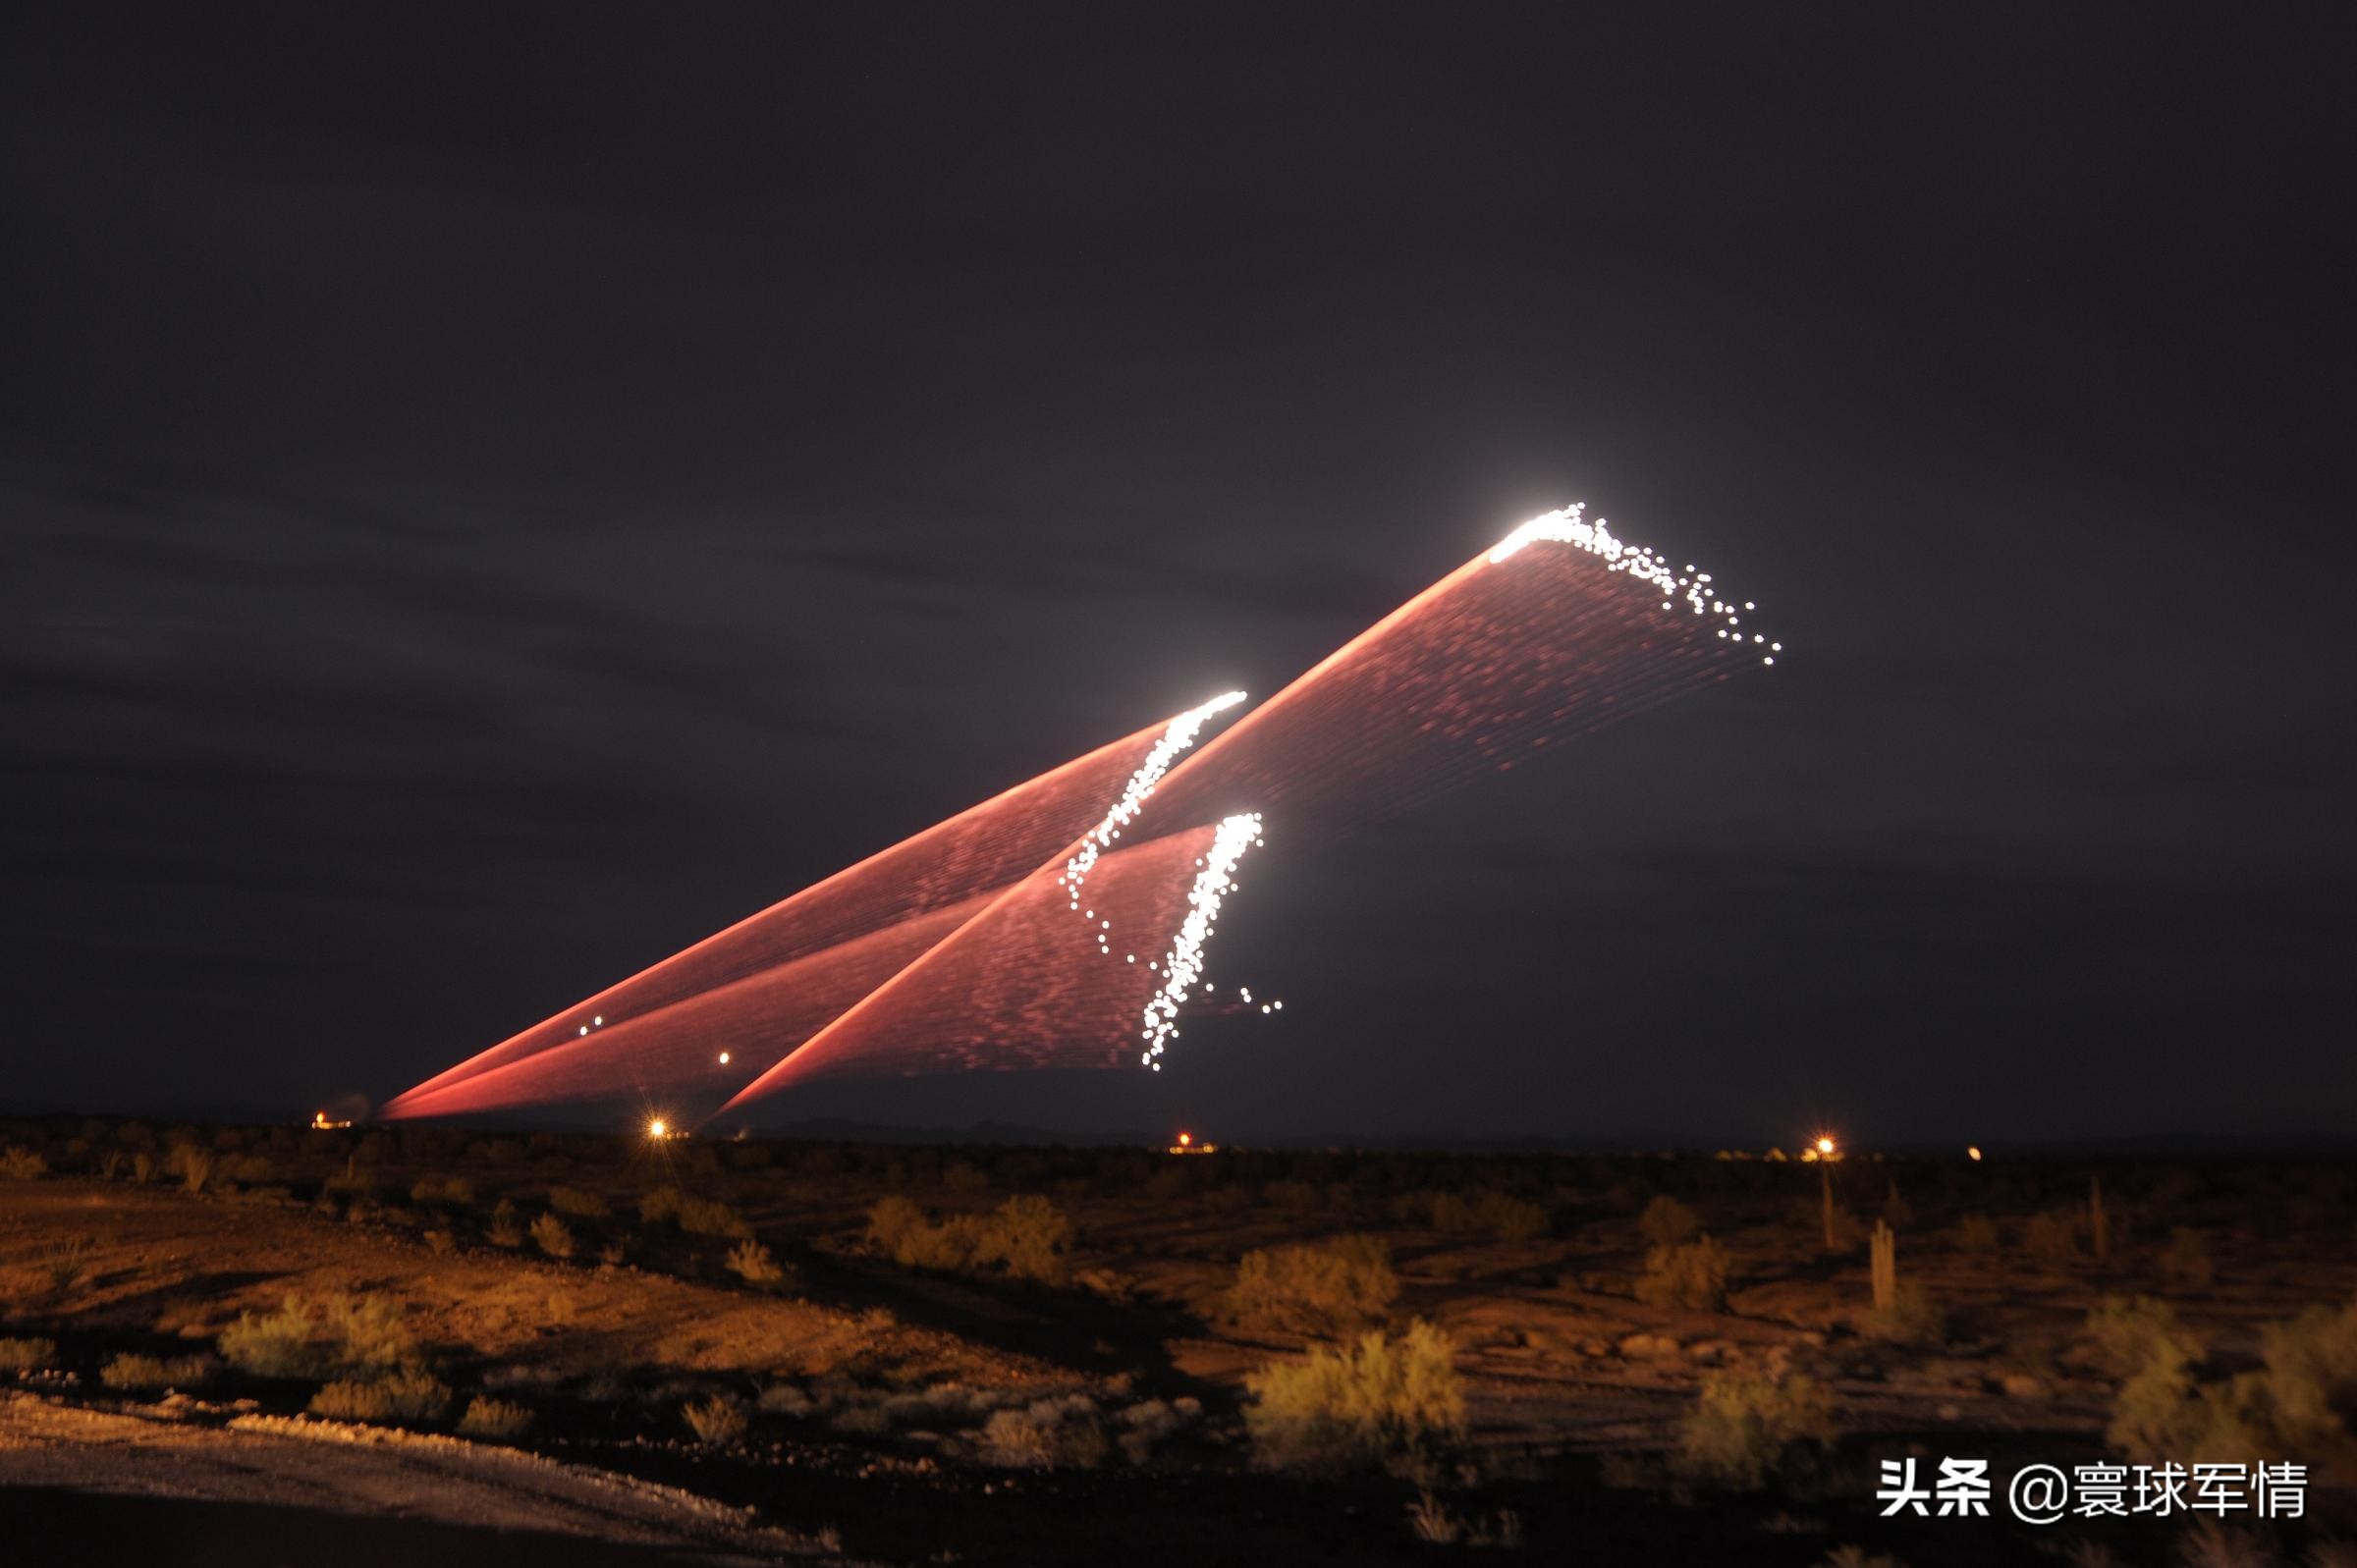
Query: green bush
1674,1371,1836,1488
1224,1235,1398,1337
457,1394,532,1439
0,1336,57,1371
1635,1235,1731,1310
219,1293,418,1379
308,1370,450,1424
1639,1195,1703,1248
100,1351,218,1391
1244,1319,1465,1474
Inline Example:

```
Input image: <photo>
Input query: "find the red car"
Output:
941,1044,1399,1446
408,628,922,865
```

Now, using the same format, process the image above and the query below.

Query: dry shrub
457,1394,532,1439
1639,1195,1703,1248
1951,1214,2001,1255
219,1292,418,1379
1635,1235,1731,1311
682,1393,747,1445
100,1351,218,1391
547,1186,608,1218
1674,1371,1836,1488
1,1146,46,1181
1225,1235,1397,1338
980,1393,1110,1469
410,1174,474,1207
529,1212,574,1259
678,1197,752,1239
486,1199,523,1247
0,1336,56,1371
1244,1319,1465,1475
2160,1226,2215,1289
1405,1490,1523,1549
2024,1211,2081,1263
1427,1189,1549,1242
1864,1279,1946,1345
1264,1179,1320,1212
639,1186,683,1224
725,1239,789,1288
309,1369,451,1424
864,1195,1073,1283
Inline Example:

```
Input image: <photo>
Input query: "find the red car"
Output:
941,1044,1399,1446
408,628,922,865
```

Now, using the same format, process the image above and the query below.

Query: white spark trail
1139,812,1264,1069
1489,504,1782,666
1060,689,1246,911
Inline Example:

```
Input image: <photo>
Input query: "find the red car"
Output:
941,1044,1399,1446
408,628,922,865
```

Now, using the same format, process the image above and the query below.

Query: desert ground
2,1116,2352,1566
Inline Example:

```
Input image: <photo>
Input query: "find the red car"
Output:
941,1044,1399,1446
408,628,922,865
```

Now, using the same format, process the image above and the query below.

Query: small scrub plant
725,1239,788,1288
1865,1280,1946,1346
169,1142,217,1195
100,1351,218,1391
1244,1318,1465,1475
682,1393,747,1446
2160,1226,2215,1290
863,1195,1075,1283
1951,1214,2001,1256
0,1336,57,1372
529,1212,575,1259
2024,1210,2080,1264
1,1146,47,1180
1674,1371,1837,1488
638,1186,683,1224
486,1199,523,1248
1405,1490,1524,1549
45,1236,95,1302
218,1292,418,1379
2092,1292,2357,1467
457,1395,532,1439
979,1393,1111,1469
546,1186,608,1219
1635,1235,1731,1311
309,1370,451,1425
1639,1195,1703,1248
678,1197,752,1240
1224,1235,1398,1337
409,1174,474,1207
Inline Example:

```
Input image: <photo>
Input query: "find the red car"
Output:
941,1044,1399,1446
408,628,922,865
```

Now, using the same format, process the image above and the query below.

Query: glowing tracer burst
383,504,1783,1122
1140,812,1263,1069
1489,503,1781,666
1062,689,1246,911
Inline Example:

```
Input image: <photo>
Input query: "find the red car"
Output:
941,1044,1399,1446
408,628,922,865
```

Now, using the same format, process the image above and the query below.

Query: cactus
2090,1174,2110,1261
1870,1218,1896,1313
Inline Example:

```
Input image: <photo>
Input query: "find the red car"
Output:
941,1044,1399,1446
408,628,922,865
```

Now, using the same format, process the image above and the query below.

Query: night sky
5,8,2349,1144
